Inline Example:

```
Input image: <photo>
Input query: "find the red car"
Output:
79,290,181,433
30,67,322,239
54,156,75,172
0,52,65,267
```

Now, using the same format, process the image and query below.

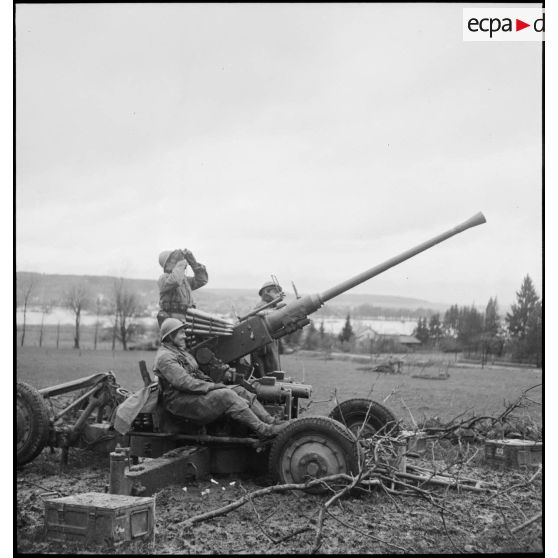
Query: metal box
44,492,155,545
484,439,543,469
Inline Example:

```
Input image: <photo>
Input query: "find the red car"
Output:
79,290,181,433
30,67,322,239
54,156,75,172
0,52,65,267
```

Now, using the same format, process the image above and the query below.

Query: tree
524,300,542,367
38,300,53,348
484,297,500,337
505,276,542,366
63,283,90,349
18,275,37,347
506,275,540,339
443,304,460,337
428,313,443,344
413,317,429,344
338,314,354,343
93,296,102,350
302,320,320,350
113,278,142,350
456,306,483,349
481,297,503,362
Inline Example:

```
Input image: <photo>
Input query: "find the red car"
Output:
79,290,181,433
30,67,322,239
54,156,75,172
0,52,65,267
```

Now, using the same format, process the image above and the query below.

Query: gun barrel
209,212,487,363
319,212,486,303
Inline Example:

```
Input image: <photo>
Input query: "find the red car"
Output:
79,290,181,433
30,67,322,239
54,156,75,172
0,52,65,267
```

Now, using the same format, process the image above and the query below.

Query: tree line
17,273,542,367
412,275,542,367
17,276,151,350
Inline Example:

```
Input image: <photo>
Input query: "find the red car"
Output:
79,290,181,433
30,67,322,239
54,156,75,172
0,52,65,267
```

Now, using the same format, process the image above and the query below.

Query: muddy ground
17,441,542,555
17,349,543,554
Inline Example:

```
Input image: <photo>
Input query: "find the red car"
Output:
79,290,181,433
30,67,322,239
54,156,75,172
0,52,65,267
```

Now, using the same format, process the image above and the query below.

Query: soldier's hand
182,249,198,265
210,383,228,391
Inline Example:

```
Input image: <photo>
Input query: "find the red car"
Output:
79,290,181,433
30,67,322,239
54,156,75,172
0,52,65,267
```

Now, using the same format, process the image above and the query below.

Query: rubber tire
17,381,51,466
268,416,361,494
329,398,399,437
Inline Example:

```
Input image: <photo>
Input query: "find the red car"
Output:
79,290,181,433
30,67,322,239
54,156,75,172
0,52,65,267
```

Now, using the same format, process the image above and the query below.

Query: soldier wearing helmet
153,318,288,439
157,248,208,326
250,281,285,377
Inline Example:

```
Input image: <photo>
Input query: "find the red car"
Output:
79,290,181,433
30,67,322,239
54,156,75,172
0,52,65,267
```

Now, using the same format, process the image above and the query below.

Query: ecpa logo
463,8,544,42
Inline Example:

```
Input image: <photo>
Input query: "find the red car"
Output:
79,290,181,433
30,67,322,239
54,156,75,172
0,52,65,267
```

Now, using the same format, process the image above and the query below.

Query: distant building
381,334,422,347
356,326,380,341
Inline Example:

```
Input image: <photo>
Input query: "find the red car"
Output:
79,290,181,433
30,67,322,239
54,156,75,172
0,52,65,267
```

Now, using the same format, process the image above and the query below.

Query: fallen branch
396,471,492,493
511,512,542,534
177,473,354,530
311,471,362,553
486,463,542,503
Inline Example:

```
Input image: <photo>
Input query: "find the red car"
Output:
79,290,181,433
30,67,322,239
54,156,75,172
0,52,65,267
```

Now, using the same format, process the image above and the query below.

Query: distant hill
16,271,450,318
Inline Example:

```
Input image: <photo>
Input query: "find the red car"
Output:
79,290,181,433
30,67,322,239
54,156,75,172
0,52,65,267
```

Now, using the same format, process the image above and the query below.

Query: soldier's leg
214,389,279,438
229,385,284,424
265,342,281,372
177,388,287,439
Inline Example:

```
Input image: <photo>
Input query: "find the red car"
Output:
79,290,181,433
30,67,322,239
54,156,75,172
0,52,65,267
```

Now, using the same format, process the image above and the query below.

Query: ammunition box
484,439,542,469
44,492,155,546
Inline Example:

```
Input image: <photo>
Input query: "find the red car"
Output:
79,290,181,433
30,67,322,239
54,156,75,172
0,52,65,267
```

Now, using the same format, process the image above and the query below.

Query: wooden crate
44,492,155,545
484,439,542,469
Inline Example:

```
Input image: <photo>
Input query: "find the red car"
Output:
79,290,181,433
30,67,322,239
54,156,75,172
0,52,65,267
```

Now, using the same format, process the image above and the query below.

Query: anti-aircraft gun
200,212,486,364
192,212,487,413
17,212,487,493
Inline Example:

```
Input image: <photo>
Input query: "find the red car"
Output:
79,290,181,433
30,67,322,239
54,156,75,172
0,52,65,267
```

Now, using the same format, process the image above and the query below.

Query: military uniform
157,258,208,326
250,301,281,376
154,342,264,424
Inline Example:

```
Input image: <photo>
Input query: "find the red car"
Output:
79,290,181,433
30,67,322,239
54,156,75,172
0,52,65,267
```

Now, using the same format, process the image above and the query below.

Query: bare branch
511,512,542,534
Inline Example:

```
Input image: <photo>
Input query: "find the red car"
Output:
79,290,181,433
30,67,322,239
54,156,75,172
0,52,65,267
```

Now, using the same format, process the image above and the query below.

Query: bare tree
93,296,102,350
18,275,38,347
38,300,54,348
113,278,142,350
63,283,90,349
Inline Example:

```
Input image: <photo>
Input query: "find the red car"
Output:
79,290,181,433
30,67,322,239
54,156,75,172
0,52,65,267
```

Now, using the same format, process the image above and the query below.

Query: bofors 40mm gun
129,211,486,482
17,213,486,493
204,212,487,365
195,211,487,378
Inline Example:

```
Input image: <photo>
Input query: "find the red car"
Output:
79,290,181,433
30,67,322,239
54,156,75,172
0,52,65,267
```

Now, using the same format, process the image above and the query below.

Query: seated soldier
157,248,208,326
154,318,288,439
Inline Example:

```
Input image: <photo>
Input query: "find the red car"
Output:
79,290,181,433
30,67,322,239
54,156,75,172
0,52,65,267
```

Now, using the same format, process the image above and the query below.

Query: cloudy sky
15,3,543,307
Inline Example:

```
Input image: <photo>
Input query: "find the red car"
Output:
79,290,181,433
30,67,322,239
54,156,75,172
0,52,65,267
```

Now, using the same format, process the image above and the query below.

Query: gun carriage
17,213,486,490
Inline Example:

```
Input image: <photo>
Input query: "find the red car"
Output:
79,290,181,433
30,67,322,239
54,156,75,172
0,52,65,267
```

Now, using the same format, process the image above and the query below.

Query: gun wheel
329,398,399,438
17,381,51,466
268,416,361,493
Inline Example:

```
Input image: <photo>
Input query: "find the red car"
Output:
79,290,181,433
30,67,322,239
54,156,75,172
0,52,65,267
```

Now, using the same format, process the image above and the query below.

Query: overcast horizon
16,3,543,308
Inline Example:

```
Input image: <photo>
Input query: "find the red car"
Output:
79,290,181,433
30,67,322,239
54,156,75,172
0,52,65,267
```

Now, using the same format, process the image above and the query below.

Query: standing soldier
157,248,208,326
250,281,285,377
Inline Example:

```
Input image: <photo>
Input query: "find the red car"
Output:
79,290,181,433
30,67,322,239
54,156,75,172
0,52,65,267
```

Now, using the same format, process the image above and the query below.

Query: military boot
228,407,289,439
250,399,287,425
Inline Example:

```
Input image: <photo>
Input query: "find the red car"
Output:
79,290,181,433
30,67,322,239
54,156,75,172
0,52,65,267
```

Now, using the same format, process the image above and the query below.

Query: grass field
16,346,542,426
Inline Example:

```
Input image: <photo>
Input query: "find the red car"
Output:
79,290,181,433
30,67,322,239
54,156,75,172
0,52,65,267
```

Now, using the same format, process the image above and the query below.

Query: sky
15,3,543,308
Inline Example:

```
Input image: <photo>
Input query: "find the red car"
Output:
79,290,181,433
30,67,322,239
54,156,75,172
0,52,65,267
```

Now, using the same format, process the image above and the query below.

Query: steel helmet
158,250,173,269
160,318,186,341
258,281,281,297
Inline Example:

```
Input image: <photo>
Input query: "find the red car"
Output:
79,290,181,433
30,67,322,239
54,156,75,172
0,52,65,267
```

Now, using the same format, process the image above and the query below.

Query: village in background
16,271,542,369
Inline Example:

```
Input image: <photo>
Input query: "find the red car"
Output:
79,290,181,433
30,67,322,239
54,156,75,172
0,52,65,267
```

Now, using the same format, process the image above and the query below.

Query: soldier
250,281,285,377
154,318,288,439
157,248,208,326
